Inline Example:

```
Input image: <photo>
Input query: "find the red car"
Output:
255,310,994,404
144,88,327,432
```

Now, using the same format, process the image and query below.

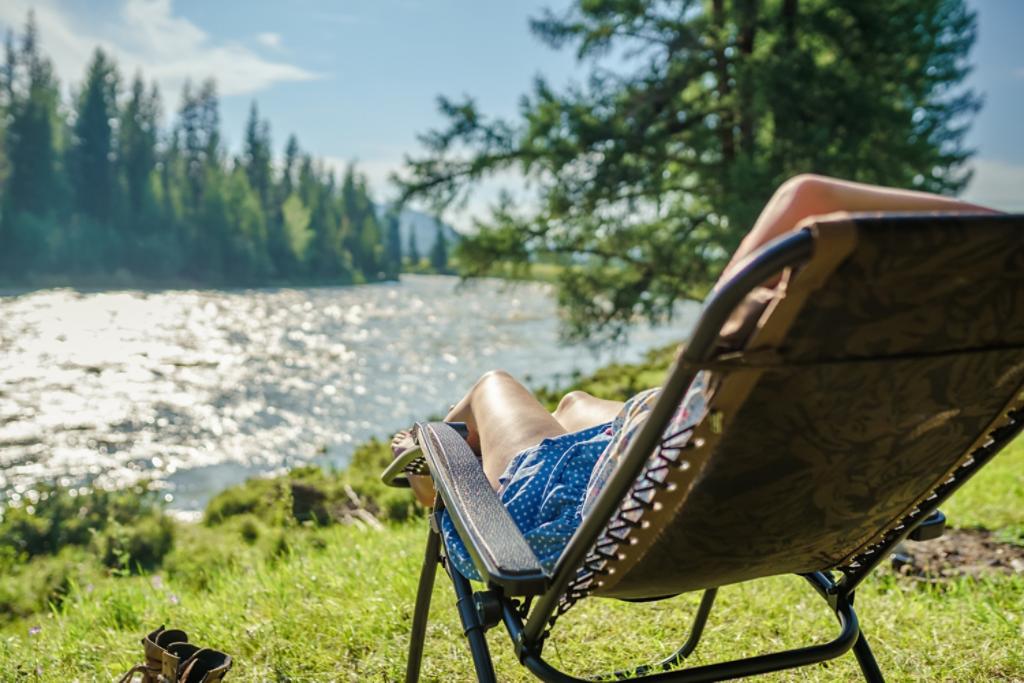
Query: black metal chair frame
387,227,1024,682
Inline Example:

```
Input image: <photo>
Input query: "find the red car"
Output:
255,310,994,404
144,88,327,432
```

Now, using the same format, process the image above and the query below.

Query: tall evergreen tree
0,33,12,194
3,13,61,218
281,134,300,197
429,222,448,273
159,125,186,234
407,230,420,267
242,101,273,209
0,31,14,104
339,163,383,280
69,48,119,225
222,166,270,280
1,13,64,273
383,211,402,278
281,192,313,263
305,159,345,279
399,0,983,341
177,80,202,213
119,74,160,221
178,79,220,214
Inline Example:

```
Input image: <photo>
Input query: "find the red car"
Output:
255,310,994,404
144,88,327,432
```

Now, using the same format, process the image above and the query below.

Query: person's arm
722,174,1000,281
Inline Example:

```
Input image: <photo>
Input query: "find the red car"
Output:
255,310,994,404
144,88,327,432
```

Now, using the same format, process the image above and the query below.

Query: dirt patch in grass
894,528,1024,579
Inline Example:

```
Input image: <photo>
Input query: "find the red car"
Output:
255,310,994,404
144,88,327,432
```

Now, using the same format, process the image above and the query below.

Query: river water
0,276,695,512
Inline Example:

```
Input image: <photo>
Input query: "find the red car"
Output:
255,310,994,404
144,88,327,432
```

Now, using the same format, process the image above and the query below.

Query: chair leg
852,631,884,683
406,527,441,683
450,563,498,682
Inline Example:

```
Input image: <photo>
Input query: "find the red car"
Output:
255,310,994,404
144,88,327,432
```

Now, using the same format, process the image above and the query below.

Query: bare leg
720,174,999,283
396,370,568,502
445,370,568,489
396,379,625,504
551,391,624,432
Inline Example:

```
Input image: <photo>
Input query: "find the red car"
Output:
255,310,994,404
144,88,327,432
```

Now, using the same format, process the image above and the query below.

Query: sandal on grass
118,625,188,683
118,626,231,682
171,646,232,683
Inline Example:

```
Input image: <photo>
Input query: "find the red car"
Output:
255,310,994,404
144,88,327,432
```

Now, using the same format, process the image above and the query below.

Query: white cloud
962,158,1024,212
256,32,282,51
0,0,317,102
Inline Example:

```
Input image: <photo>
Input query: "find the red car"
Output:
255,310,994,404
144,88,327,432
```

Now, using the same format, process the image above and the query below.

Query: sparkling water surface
0,275,695,511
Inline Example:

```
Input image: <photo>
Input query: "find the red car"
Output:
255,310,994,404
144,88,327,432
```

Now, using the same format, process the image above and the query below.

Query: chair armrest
416,421,548,595
379,422,471,488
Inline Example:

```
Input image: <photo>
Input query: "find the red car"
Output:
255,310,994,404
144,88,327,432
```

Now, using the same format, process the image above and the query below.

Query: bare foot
391,429,416,457
391,429,436,507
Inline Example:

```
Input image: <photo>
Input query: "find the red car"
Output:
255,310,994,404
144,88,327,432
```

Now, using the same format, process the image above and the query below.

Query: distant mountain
375,204,461,255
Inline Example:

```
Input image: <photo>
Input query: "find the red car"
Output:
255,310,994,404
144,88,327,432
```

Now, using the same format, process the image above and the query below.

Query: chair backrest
592,214,1024,599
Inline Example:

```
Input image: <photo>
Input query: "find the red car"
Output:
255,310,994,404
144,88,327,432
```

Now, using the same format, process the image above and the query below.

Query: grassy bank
2,347,1022,680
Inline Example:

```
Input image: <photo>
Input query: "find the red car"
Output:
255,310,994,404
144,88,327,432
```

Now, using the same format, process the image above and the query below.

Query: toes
391,430,415,456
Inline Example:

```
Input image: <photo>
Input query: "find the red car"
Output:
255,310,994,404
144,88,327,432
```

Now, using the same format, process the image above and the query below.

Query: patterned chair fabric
583,214,1024,600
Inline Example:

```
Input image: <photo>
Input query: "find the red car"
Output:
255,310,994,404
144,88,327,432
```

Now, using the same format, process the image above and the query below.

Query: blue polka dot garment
441,422,614,581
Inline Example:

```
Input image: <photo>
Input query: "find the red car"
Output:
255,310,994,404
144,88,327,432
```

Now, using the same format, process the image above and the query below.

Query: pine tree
70,48,120,225
338,163,383,280
119,74,160,221
429,221,448,273
407,228,421,267
178,79,220,214
0,33,12,195
263,133,301,279
242,101,273,209
281,192,313,263
281,134,299,197
1,13,64,274
179,79,228,278
399,0,982,342
4,13,61,218
222,166,270,280
305,159,345,279
383,211,402,278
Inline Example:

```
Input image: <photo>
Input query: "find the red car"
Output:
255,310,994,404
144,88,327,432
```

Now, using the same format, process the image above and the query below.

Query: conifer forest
0,15,408,286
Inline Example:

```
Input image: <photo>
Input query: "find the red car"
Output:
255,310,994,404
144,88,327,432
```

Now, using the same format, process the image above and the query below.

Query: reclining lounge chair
382,213,1024,682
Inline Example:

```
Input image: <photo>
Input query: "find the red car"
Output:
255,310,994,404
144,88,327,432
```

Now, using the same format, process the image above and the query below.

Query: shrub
93,513,175,573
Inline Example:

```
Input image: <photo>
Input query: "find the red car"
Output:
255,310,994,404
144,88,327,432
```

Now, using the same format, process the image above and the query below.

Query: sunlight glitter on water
0,276,695,510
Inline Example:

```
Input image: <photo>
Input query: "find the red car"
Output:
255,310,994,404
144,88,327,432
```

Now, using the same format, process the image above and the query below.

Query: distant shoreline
0,272,403,297
0,264,574,297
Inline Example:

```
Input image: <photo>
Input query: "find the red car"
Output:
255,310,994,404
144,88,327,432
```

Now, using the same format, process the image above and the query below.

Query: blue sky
1,0,1021,223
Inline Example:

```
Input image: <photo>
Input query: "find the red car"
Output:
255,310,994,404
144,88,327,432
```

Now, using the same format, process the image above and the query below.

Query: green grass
2,438,1021,681
2,343,1021,680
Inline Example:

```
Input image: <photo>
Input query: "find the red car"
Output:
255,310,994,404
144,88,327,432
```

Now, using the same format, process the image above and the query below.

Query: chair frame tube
405,525,441,683
498,572,869,682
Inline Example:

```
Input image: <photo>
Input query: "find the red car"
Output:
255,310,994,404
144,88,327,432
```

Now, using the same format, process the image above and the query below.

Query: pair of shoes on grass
118,625,232,683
